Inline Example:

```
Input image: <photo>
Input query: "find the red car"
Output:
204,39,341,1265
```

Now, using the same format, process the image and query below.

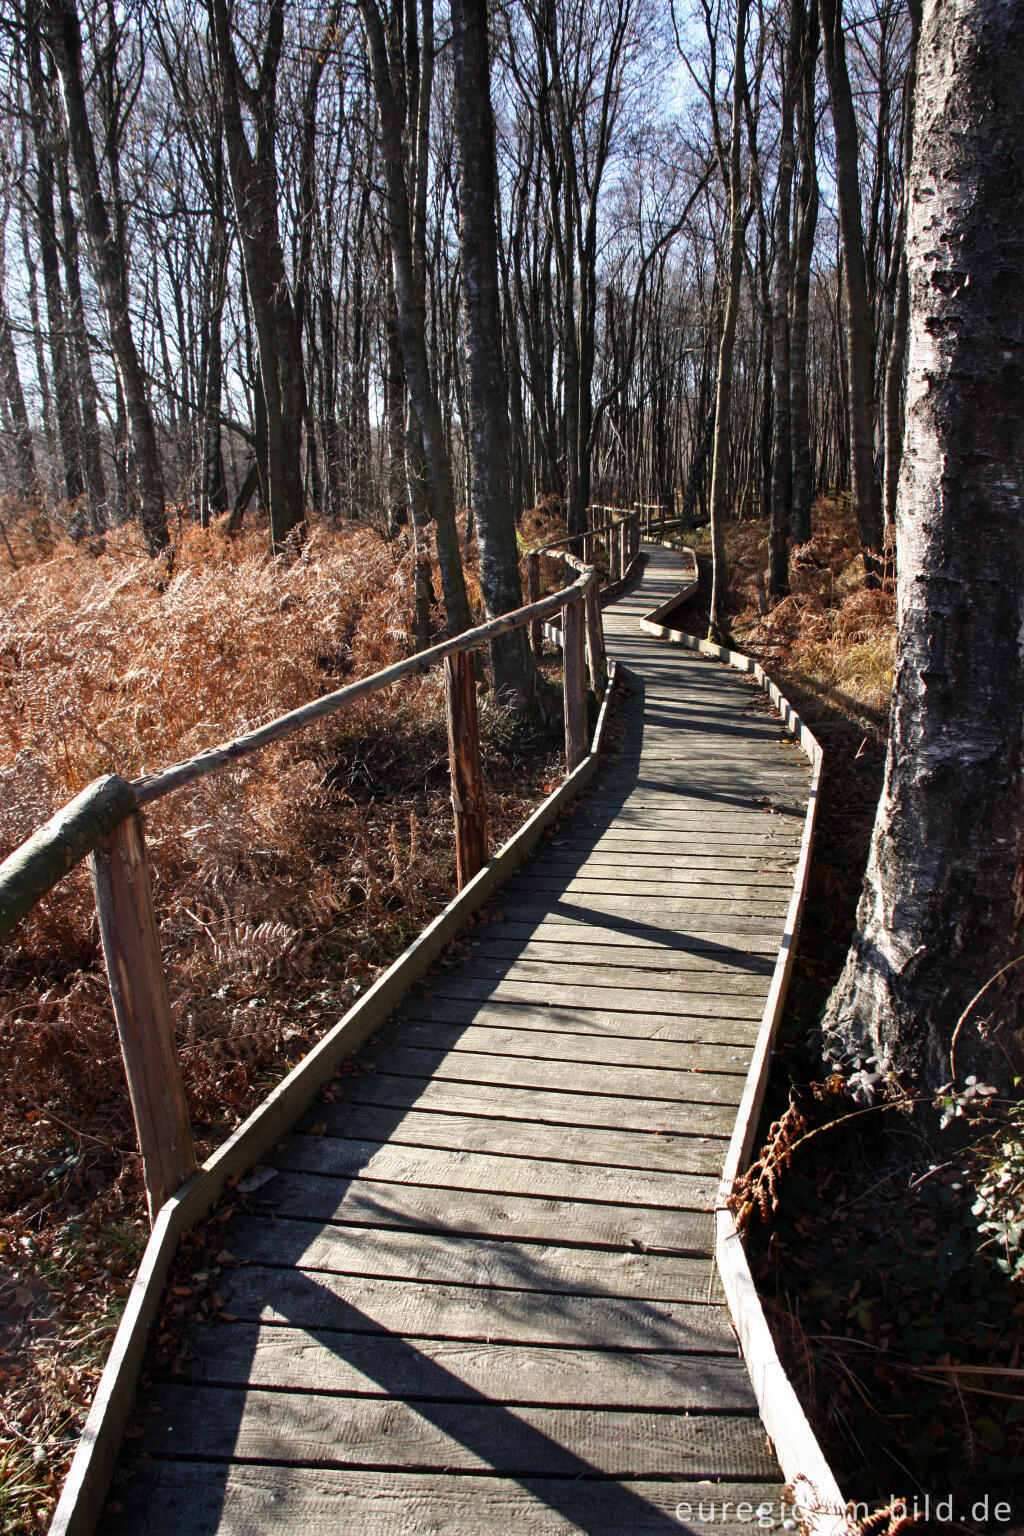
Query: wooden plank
458,938,776,980
255,1168,717,1252
135,1387,775,1479
372,1018,758,1070
331,1073,738,1137
445,957,772,998
164,1325,761,1410
226,1217,721,1300
460,919,780,957
274,1134,718,1209
492,895,791,932
417,978,767,1021
102,1463,786,1535
365,1045,749,1102
213,1266,735,1352
509,877,792,908
393,996,761,1046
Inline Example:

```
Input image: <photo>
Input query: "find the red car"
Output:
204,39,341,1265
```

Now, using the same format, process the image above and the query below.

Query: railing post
619,518,629,579
584,581,606,697
526,551,542,657
609,523,621,583
562,596,588,773
444,648,488,888
89,812,196,1223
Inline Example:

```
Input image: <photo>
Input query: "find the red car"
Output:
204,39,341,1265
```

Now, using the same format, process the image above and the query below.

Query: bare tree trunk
44,0,168,552
209,0,306,553
357,0,470,635
881,0,922,533
450,0,538,713
789,0,819,544
768,6,798,601
820,0,883,586
707,0,749,641
0,257,42,504
56,147,106,524
822,0,1024,1092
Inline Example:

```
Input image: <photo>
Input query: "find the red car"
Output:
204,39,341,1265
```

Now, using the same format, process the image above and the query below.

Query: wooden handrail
0,529,635,1218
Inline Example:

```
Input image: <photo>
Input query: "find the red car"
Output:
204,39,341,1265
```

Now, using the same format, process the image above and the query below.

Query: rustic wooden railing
0,524,642,1223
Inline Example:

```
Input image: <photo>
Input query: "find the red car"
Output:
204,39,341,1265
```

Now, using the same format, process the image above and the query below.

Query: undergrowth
0,509,568,1531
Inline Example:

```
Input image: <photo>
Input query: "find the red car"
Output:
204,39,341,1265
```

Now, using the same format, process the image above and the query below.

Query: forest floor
0,505,571,1532
673,505,1024,1531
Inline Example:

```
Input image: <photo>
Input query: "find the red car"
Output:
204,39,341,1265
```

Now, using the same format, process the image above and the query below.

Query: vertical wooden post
609,524,621,583
445,648,488,888
619,518,629,578
527,551,542,657
562,596,588,773
89,813,196,1222
584,581,606,696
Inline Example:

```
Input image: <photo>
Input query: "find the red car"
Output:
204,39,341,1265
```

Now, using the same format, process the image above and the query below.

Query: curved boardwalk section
97,545,813,1535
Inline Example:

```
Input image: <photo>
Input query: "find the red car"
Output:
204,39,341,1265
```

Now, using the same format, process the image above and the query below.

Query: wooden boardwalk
99,545,812,1535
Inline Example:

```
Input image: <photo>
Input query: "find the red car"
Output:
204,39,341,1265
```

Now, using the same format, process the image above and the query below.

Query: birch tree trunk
822,0,1024,1093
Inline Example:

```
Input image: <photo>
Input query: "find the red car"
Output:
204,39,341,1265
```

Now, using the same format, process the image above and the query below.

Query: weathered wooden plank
493,895,790,932
156,1326,760,1410
367,1044,749,1102
255,1168,717,1251
509,877,792,908
458,938,776,980
394,995,764,1044
135,1387,775,1479
226,1216,721,1299
214,1266,734,1352
461,918,780,957
417,977,767,1021
438,956,771,999
373,1018,758,1070
274,1134,717,1209
332,1073,738,1136
102,1462,785,1536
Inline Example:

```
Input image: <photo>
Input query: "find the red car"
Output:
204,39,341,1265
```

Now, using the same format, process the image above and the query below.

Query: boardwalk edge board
48,665,621,1536
640,545,848,1536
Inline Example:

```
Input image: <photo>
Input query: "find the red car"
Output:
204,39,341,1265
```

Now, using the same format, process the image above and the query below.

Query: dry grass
0,511,567,1531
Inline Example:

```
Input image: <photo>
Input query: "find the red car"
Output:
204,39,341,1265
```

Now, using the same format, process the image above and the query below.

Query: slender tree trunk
56,149,106,524
0,264,42,504
45,0,168,552
820,0,883,586
357,0,470,635
768,9,798,601
450,0,538,713
882,0,922,533
789,0,819,544
822,0,1024,1092
708,0,749,641
209,0,306,552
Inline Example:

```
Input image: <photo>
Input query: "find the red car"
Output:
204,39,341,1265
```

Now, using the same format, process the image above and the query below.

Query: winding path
99,545,813,1535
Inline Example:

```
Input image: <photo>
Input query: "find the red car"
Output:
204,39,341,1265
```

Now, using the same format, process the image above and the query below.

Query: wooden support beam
609,528,620,583
89,813,196,1221
526,552,542,657
445,650,488,889
619,518,629,576
585,582,606,696
562,596,588,773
